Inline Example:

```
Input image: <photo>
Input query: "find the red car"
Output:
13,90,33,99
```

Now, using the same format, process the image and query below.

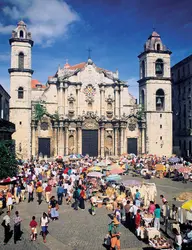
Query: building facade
0,84,15,141
138,31,172,156
172,54,192,157
9,21,172,159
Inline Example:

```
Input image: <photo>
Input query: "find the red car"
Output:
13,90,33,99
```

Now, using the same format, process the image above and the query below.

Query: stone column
53,121,58,157
58,82,64,116
64,123,69,155
120,126,124,155
31,121,37,158
123,127,127,154
64,83,68,116
100,86,104,116
100,123,105,157
141,124,146,154
114,125,119,156
76,85,80,116
58,121,64,156
77,122,82,154
119,85,123,118
114,86,119,118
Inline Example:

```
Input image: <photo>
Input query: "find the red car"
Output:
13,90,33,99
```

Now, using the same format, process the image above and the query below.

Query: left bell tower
9,20,34,160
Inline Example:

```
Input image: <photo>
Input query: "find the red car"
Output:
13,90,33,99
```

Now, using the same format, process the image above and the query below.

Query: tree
34,102,47,121
0,141,18,180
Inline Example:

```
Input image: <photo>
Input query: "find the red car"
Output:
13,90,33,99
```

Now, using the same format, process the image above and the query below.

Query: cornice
138,76,171,84
138,49,172,58
9,38,34,47
8,68,34,74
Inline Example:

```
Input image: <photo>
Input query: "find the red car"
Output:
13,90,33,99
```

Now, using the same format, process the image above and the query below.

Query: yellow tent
87,166,102,172
155,164,166,171
182,200,192,211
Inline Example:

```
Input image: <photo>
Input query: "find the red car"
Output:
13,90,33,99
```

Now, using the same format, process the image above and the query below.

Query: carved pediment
82,118,99,130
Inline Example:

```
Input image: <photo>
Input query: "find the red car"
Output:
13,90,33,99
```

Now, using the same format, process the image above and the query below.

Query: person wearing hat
110,215,121,250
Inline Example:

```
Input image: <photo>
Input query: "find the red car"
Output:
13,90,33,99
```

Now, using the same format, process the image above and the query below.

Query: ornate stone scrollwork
82,111,99,122
128,116,137,131
105,94,114,104
83,84,96,103
68,93,76,102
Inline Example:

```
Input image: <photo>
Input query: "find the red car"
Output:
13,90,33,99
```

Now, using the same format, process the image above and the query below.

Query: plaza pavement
0,175,191,250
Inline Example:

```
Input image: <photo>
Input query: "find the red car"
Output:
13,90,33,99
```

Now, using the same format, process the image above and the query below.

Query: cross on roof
87,48,92,59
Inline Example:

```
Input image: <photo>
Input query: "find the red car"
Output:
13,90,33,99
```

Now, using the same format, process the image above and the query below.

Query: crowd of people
0,156,191,249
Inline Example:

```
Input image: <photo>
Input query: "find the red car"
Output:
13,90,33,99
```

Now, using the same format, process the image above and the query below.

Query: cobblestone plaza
0,176,191,250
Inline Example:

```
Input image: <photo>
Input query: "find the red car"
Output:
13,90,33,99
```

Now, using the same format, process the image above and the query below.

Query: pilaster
64,83,68,116
31,120,37,157
114,86,119,118
58,121,64,156
100,122,105,157
64,122,69,155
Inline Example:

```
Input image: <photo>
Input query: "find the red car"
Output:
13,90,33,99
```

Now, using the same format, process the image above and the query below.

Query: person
154,204,161,231
162,201,170,226
183,172,189,183
79,187,86,210
73,187,80,210
45,184,52,203
90,195,97,215
148,201,156,214
109,216,121,250
50,196,59,220
135,209,141,237
114,204,121,222
36,183,43,205
6,190,13,211
129,201,138,231
160,194,167,204
27,183,34,203
2,211,11,245
40,212,49,243
57,183,64,205
183,227,192,245
125,200,131,228
135,189,141,201
173,228,182,250
20,182,26,202
13,211,22,244
29,216,38,241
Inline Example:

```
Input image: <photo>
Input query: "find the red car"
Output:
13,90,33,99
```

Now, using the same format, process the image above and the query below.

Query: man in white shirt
129,201,138,231
2,211,11,245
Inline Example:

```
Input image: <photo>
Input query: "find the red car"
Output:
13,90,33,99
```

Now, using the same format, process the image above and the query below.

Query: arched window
156,89,165,111
157,43,160,51
141,89,145,108
18,87,24,99
155,59,164,76
18,52,24,69
141,60,145,78
20,30,24,38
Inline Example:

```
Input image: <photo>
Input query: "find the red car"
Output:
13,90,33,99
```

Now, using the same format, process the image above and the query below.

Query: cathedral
9,21,172,159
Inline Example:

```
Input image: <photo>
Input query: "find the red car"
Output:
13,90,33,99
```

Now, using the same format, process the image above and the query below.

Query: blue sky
0,0,192,99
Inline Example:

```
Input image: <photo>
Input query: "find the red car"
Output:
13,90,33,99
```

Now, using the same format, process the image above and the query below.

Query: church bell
157,97,162,105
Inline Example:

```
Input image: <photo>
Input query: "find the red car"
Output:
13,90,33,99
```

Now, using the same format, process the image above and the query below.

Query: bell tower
9,20,34,159
138,31,172,156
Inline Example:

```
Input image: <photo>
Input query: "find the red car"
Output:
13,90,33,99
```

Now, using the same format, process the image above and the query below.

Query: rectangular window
160,136,162,140
160,125,162,128
160,114,162,118
178,69,180,79
183,66,185,77
189,141,192,154
189,119,192,129
189,100,192,110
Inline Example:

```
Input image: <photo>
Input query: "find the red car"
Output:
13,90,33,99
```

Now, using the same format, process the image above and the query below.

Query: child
29,216,38,241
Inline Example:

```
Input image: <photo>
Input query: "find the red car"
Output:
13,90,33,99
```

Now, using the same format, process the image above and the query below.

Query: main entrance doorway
38,138,50,157
82,130,98,156
127,138,137,155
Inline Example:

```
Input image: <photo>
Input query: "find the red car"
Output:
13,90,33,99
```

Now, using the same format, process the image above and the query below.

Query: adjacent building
0,84,15,141
172,54,192,157
9,21,173,159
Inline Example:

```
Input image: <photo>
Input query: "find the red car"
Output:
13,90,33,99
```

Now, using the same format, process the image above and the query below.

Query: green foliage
52,111,59,121
34,102,47,121
0,140,18,179
137,105,145,120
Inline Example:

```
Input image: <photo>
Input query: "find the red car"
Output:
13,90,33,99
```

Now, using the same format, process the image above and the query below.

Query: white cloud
1,0,79,46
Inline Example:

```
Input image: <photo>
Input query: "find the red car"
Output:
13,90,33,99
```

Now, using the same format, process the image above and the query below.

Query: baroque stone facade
9,21,172,159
